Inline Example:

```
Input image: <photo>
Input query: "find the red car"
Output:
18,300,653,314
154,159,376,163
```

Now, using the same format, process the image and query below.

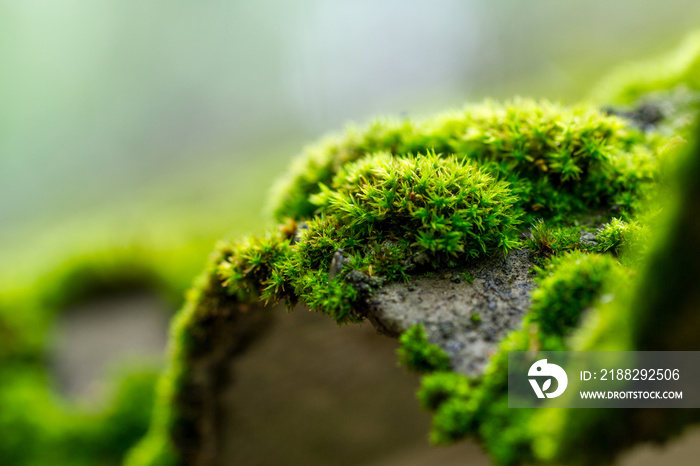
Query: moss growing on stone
528,118,700,466
128,93,674,466
311,151,522,259
417,371,470,411
593,217,638,255
271,99,655,224
528,251,625,342
214,151,522,325
410,251,629,463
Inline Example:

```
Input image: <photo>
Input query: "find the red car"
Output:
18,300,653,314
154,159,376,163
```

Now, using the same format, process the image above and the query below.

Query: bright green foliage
216,229,365,324
526,216,650,266
594,217,633,255
311,152,522,259
525,121,700,466
218,152,523,325
593,217,651,261
214,149,525,326
397,325,451,373
271,99,655,224
431,397,475,444
418,371,471,410
0,364,159,466
416,251,629,463
528,252,623,342
217,231,293,304
131,97,670,465
527,219,580,258
287,152,520,322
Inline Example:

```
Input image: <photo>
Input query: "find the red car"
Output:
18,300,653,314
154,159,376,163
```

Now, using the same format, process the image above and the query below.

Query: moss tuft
417,371,470,411
271,99,654,224
528,251,624,342
397,325,451,373
527,219,580,259
309,151,522,260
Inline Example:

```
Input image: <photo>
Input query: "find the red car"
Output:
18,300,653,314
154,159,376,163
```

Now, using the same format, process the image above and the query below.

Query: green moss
397,325,451,373
528,251,625,342
411,251,629,464
431,397,475,444
0,363,160,466
417,371,471,411
312,151,521,257
271,99,654,224
526,219,580,259
208,151,524,326
130,97,671,465
592,217,634,255
529,120,700,466
217,231,293,304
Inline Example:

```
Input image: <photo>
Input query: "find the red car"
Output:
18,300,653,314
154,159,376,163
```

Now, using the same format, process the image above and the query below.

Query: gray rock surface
363,249,536,375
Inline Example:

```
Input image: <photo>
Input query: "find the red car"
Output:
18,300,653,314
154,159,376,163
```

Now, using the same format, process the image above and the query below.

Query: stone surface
363,249,536,375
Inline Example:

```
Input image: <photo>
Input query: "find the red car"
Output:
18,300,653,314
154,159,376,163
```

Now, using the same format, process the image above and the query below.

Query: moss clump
216,231,293,304
592,217,650,260
271,99,655,224
397,325,451,373
289,151,520,323
526,219,580,259
311,151,521,258
417,371,471,411
527,120,700,466
215,151,522,325
528,251,624,342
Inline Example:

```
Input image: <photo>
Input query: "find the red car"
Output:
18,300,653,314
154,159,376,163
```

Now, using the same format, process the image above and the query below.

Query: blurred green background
4,0,700,272
3,2,700,465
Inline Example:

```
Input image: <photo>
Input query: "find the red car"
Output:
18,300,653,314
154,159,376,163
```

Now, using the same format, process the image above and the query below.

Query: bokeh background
6,0,700,255
3,1,700,464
